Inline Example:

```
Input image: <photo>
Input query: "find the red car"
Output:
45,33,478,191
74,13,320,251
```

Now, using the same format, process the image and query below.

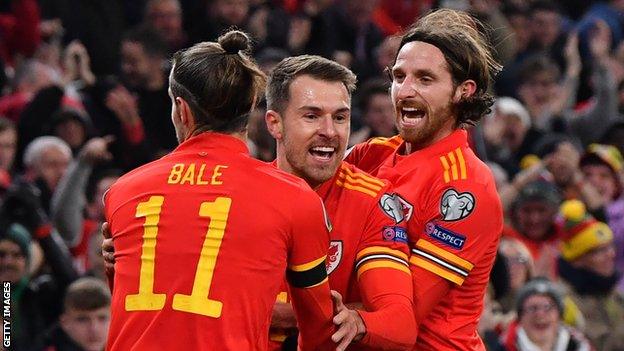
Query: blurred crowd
0,0,623,350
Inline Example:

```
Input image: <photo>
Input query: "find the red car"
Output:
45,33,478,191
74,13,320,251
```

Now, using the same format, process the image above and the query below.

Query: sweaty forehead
288,75,350,111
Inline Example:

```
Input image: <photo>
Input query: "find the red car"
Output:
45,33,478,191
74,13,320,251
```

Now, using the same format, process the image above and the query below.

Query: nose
395,76,416,100
317,115,337,138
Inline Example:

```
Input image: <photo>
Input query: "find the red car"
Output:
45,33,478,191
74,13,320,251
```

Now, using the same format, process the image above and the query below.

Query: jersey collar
392,129,468,165
174,132,249,155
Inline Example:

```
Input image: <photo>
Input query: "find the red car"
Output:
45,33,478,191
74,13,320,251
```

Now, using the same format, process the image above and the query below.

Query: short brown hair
266,55,357,114
170,30,266,133
396,9,502,125
64,277,111,311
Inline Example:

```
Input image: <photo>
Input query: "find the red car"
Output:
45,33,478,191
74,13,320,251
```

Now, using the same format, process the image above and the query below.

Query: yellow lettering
211,165,227,185
196,164,209,185
180,164,196,185
168,164,184,184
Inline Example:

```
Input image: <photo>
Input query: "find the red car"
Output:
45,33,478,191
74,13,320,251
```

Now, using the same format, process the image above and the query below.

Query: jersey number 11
124,195,231,318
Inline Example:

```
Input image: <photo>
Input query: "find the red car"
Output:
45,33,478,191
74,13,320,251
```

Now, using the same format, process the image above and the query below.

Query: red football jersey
105,132,334,351
347,130,503,350
270,161,414,350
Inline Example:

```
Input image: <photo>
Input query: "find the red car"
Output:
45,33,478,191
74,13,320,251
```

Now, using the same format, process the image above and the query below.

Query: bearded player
346,9,504,350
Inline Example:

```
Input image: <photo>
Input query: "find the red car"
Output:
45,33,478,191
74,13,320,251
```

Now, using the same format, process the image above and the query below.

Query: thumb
101,222,112,239
331,290,345,312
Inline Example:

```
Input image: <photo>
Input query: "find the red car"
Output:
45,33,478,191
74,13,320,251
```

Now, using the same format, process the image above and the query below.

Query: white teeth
311,147,335,152
402,107,418,112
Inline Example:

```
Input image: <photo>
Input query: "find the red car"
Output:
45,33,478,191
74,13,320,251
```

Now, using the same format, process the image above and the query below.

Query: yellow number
125,196,231,318
172,197,231,317
126,196,167,311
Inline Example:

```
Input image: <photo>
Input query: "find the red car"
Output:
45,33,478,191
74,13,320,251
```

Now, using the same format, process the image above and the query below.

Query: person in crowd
501,278,592,351
557,199,624,350
33,277,111,351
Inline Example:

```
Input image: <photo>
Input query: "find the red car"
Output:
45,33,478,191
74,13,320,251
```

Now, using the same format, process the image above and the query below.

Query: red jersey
347,130,503,350
104,132,334,351
270,161,415,350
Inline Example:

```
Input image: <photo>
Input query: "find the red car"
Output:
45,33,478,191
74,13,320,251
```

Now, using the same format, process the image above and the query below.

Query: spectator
501,278,592,351
22,136,72,213
143,0,188,54
33,277,111,351
498,237,535,313
483,96,541,177
110,27,176,155
51,137,116,272
0,180,78,351
0,0,41,66
504,180,563,279
349,78,396,146
0,60,57,122
49,108,92,154
0,117,17,190
557,200,624,350
578,146,624,265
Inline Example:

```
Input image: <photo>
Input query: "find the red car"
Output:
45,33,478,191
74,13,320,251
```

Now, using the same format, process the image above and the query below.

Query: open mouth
309,146,336,161
401,107,426,126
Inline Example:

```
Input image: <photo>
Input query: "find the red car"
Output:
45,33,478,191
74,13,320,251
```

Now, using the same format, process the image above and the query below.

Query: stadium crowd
0,0,623,350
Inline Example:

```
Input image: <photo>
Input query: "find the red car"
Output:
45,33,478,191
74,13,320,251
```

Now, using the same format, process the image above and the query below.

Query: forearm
290,285,335,351
358,269,416,350
51,159,92,247
36,227,79,287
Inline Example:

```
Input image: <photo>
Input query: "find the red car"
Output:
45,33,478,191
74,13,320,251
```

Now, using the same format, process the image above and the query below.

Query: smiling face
519,294,560,345
270,75,350,188
390,41,460,150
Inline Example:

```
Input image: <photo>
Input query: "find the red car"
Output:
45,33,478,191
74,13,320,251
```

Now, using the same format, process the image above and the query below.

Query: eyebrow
298,106,350,114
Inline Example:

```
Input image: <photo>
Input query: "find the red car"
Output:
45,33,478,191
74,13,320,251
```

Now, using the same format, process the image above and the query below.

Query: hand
589,19,612,61
331,290,366,351
101,222,115,276
79,136,115,164
105,86,141,126
564,32,581,77
63,40,95,85
271,301,297,329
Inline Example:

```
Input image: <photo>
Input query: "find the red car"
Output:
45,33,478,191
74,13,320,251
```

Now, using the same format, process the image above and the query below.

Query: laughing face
270,75,350,188
390,41,463,150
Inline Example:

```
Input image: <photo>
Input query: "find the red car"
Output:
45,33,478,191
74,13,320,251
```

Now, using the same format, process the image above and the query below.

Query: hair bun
218,30,251,54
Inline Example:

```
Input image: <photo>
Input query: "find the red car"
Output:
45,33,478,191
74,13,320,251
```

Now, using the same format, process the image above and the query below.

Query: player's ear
453,79,477,102
265,110,284,139
176,96,194,129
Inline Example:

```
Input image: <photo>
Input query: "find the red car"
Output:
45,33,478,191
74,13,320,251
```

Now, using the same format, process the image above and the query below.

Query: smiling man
346,9,504,350
265,55,416,351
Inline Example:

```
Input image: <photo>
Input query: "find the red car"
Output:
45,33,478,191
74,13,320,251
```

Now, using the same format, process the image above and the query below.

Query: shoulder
334,161,389,199
251,159,313,193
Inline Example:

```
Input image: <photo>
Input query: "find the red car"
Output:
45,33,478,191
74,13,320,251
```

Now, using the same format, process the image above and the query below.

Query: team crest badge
440,188,475,221
379,193,413,223
326,240,342,274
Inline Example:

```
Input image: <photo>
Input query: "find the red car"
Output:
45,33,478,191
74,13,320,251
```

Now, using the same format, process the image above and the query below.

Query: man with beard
346,9,504,350
265,55,415,351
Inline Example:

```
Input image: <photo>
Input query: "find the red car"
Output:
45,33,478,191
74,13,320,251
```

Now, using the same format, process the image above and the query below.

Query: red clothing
0,0,41,65
104,132,334,351
347,130,503,350
270,161,415,350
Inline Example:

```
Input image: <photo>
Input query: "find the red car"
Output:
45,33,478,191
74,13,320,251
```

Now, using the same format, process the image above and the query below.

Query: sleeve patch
425,222,466,249
440,188,475,221
379,193,414,223
382,226,408,244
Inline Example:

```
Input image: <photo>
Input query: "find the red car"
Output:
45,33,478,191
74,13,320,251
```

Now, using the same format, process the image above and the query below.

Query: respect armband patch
425,222,466,250
382,226,408,244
